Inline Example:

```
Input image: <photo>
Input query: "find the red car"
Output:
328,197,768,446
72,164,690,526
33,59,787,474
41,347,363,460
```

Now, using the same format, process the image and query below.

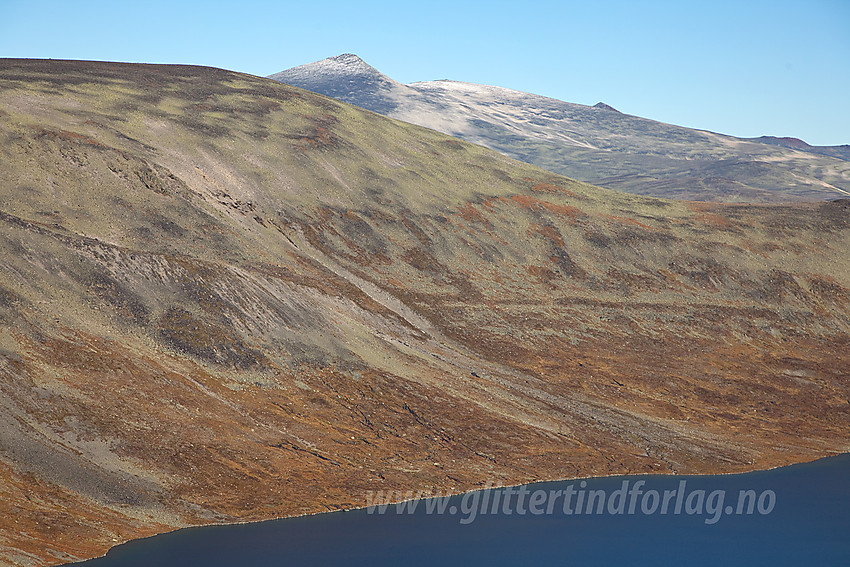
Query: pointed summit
325,53,371,68
272,53,379,78
268,53,410,114
592,102,620,112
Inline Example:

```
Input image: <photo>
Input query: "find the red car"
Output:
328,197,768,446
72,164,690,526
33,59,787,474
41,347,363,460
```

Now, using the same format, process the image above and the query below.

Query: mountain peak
593,102,620,112
328,53,367,65
269,53,385,82
268,53,408,114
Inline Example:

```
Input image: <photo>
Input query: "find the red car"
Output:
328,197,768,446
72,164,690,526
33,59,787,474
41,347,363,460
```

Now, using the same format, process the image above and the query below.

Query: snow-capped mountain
270,55,850,202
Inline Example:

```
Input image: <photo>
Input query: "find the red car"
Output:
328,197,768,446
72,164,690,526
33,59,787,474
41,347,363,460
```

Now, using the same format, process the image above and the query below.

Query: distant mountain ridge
748,135,850,161
270,54,850,203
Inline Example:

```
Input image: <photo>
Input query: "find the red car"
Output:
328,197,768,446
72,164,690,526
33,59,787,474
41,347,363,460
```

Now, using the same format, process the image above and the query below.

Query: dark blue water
76,454,850,566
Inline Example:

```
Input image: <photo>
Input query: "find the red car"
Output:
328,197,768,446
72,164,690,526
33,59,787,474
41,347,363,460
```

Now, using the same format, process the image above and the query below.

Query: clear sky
2,0,848,146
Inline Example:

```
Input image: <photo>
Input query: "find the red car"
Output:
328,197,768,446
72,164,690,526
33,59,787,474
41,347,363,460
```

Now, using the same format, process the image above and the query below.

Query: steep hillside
271,54,850,202
1,59,849,565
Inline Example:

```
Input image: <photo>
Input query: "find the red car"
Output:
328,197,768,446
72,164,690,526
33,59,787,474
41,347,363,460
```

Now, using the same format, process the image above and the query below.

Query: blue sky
2,0,848,145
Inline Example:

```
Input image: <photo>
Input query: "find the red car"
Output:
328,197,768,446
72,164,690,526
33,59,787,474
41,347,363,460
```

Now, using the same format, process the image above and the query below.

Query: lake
75,453,850,566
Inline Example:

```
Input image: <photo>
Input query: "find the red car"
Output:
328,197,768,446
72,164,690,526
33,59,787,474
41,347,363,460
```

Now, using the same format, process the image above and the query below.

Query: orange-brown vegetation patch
695,212,735,228
528,181,579,197
508,195,586,220
456,203,490,224
529,223,566,247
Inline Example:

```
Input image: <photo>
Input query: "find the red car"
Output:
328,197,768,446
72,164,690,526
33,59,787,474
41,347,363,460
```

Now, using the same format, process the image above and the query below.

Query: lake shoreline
68,450,850,565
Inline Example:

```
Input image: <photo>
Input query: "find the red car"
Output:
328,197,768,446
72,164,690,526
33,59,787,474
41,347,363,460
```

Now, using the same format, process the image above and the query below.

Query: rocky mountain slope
1,59,849,565
270,54,850,202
